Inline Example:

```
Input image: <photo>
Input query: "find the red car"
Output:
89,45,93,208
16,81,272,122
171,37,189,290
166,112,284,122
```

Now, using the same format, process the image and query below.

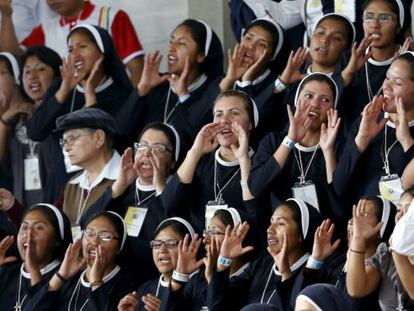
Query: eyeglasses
82,228,120,242
363,13,395,23
149,239,179,249
59,133,91,148
202,229,225,237
134,142,173,153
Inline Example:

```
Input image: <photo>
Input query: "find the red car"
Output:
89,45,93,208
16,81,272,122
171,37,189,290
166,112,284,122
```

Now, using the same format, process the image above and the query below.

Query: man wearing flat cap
55,108,121,238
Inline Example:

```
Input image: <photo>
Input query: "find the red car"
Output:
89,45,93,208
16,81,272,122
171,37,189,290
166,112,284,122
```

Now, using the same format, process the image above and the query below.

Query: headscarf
296,283,351,311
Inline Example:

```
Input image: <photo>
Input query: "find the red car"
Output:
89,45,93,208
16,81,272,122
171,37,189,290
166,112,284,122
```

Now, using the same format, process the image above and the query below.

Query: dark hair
138,122,177,158
0,55,15,76
297,74,337,104
362,0,410,44
154,220,190,240
244,19,279,57
214,90,254,126
83,211,124,249
23,205,71,261
174,19,224,78
315,15,354,48
395,53,414,81
360,195,382,222
19,45,62,80
212,209,234,228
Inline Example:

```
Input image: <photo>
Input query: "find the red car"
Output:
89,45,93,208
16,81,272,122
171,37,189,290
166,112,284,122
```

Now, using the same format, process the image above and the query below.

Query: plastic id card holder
71,226,82,241
124,206,148,237
379,174,403,205
205,200,228,229
24,155,41,190
292,181,319,211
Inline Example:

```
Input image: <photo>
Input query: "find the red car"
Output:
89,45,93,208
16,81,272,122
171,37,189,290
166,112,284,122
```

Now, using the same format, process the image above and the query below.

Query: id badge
24,155,41,190
71,226,82,240
379,174,403,205
292,181,319,211
334,0,355,22
205,200,228,229
124,206,148,237
62,149,82,173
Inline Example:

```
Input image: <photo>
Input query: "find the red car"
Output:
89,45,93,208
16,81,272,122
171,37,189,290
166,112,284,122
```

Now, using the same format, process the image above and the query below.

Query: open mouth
29,82,40,92
308,111,319,120
369,32,381,40
158,256,172,264
168,55,178,64
267,238,279,246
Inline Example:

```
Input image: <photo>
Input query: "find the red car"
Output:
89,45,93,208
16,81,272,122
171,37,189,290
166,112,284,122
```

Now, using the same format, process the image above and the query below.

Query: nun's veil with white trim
174,19,224,79
68,24,133,90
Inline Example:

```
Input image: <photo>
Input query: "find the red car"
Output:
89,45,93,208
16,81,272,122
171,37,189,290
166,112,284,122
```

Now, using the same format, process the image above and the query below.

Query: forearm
177,149,202,184
126,57,143,87
0,12,23,55
0,121,11,162
323,150,336,184
392,252,414,299
346,238,369,297
239,157,253,200
273,144,292,169
219,77,236,92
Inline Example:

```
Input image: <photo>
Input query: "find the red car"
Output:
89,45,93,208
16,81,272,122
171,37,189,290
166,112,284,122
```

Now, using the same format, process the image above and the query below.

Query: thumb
240,246,254,255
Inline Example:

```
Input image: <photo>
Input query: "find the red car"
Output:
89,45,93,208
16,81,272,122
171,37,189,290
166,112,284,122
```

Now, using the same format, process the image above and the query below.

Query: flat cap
54,108,116,136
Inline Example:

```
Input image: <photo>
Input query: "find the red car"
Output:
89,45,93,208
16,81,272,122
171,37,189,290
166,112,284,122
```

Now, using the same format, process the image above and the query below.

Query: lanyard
135,187,156,206
293,146,319,184
14,272,27,311
365,62,383,102
163,87,180,123
28,140,37,157
77,188,93,225
213,159,240,201
68,277,89,311
260,265,277,304
382,125,398,177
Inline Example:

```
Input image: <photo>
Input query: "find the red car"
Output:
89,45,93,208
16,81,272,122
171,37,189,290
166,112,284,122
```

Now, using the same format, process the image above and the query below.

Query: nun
295,283,351,311
220,17,291,141
26,24,133,204
115,19,224,157
162,90,259,233
25,211,135,311
207,198,322,310
248,73,346,227
0,203,71,310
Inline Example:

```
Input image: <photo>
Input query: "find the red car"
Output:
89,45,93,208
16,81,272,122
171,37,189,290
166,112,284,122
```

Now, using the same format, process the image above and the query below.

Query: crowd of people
0,0,414,310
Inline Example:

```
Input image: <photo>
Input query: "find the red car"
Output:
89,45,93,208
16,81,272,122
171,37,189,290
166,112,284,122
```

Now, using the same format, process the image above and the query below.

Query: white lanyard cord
260,265,277,304
15,271,28,310
382,125,398,176
213,159,240,201
163,87,180,123
293,146,319,184
135,188,156,206
365,62,383,102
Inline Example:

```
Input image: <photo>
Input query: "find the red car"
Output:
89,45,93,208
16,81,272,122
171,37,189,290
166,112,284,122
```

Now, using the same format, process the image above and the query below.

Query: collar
159,275,170,287
81,265,121,287
366,47,397,66
230,262,250,278
76,77,114,93
384,112,414,128
135,175,172,192
59,1,94,28
69,151,121,190
272,253,310,276
21,260,60,279
306,65,333,77
215,147,254,167
294,143,320,152
171,74,207,94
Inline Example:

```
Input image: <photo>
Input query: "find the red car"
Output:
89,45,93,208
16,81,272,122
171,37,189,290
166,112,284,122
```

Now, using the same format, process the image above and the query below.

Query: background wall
94,0,235,70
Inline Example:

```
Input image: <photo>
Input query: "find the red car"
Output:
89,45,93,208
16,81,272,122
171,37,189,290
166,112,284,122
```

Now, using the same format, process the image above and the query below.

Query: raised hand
58,239,86,280
84,56,104,107
355,95,387,152
118,292,138,311
279,47,308,86
24,230,42,285
223,44,249,84
342,37,373,87
175,234,204,275
1,100,34,125
268,232,291,280
287,99,312,143
112,148,137,199
0,236,17,266
89,245,106,286
168,56,190,97
319,109,341,153
137,50,169,96
60,57,84,94
0,0,12,15
242,49,268,82
190,122,225,157
395,97,414,151
204,236,221,283
230,122,249,162
150,148,168,193
352,200,383,242
0,188,15,210
141,294,161,311
219,222,254,263
311,219,341,262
